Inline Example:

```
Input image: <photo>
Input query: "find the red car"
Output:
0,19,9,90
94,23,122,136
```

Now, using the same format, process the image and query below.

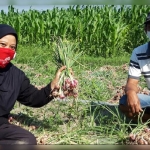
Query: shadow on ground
8,112,64,130
89,101,138,125
87,101,138,144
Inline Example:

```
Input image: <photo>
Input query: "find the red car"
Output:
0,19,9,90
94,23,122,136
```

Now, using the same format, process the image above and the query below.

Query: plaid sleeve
128,49,141,80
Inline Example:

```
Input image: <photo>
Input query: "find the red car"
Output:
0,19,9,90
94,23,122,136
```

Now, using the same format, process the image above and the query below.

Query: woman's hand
50,66,66,98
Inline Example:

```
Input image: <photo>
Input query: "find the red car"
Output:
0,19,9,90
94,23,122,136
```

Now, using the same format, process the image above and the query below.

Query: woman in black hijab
0,24,67,144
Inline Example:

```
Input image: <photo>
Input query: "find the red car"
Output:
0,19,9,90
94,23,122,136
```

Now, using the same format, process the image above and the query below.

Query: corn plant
0,5,149,58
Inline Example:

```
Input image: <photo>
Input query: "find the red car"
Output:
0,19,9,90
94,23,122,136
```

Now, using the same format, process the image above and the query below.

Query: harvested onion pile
127,126,150,145
52,38,82,99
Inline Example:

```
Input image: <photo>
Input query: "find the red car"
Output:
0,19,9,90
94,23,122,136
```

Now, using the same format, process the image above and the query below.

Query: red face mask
0,47,16,68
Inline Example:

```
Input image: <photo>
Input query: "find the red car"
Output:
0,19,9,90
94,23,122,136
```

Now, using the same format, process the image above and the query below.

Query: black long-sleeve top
0,63,53,125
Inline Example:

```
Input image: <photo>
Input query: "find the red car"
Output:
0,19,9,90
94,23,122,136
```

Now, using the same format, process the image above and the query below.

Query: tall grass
0,5,149,57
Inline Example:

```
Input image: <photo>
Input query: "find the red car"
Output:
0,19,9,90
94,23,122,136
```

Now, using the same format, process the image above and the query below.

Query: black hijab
0,24,18,43
0,24,23,117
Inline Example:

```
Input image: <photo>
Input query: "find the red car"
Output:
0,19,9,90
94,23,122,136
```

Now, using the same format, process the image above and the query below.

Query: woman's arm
17,76,53,107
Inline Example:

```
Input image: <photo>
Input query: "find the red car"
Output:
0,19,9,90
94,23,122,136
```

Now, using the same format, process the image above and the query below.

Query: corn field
0,5,150,57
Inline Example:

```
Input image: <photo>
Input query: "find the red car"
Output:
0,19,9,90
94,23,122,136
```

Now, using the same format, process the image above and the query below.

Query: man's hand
124,78,143,117
126,90,143,117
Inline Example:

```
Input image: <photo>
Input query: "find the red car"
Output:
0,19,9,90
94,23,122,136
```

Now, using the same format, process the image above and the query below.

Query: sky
0,5,71,13
0,0,149,12
0,0,149,6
